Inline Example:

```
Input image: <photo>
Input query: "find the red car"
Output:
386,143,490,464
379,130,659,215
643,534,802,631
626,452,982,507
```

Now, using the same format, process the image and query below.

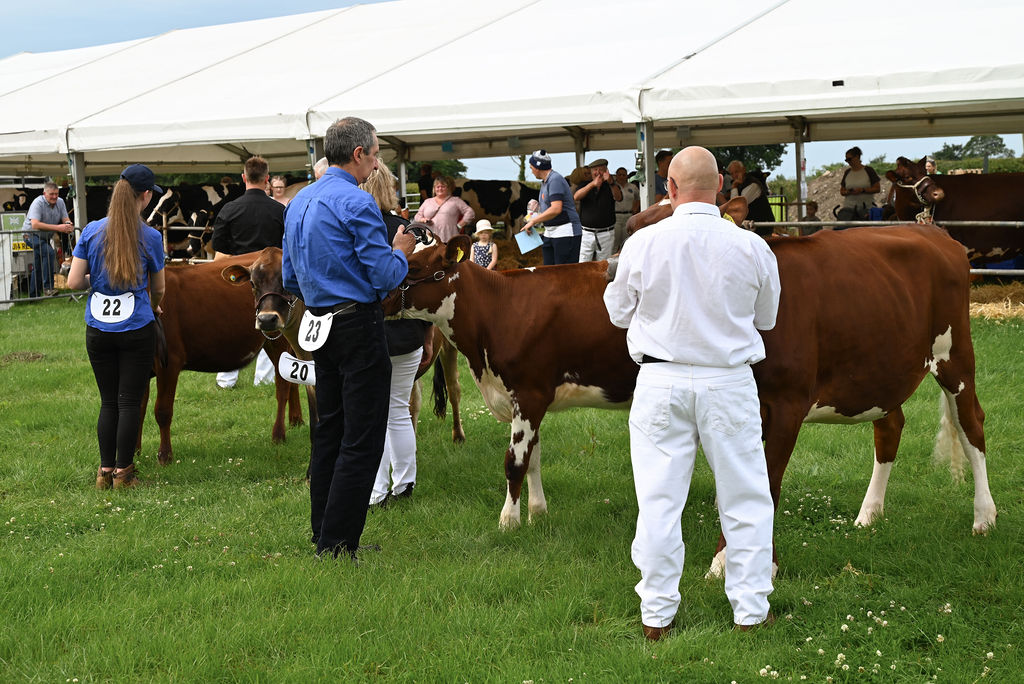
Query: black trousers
85,322,156,469
541,234,581,265
309,305,391,556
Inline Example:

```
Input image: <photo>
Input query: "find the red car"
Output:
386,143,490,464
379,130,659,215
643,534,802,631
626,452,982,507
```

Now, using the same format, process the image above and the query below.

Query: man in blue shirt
283,116,416,561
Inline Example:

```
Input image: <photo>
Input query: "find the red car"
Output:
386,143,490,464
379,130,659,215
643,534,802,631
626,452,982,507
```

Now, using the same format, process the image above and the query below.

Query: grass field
1,297,1022,682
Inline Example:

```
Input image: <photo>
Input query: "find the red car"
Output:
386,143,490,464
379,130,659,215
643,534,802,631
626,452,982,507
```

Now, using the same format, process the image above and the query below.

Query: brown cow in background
886,156,1024,264
138,253,304,465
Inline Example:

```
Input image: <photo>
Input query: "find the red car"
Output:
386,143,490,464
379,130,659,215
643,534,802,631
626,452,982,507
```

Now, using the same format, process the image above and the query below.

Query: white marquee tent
0,0,1022,189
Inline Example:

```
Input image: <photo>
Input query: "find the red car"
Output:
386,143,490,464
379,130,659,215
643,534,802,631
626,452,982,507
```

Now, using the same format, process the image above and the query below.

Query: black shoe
391,483,414,500
368,496,390,511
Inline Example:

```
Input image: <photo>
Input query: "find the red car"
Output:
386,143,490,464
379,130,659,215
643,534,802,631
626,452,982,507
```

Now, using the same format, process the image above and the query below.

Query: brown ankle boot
96,468,113,490
112,464,141,489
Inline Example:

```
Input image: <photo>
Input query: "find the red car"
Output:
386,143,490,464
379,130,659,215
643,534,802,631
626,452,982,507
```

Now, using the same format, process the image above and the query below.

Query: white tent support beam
790,116,808,219
564,126,587,169
383,136,409,200
637,121,656,210
68,152,86,231
307,138,324,179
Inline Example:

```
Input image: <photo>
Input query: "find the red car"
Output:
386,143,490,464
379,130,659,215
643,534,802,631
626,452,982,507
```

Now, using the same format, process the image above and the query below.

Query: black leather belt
584,226,615,233
308,301,373,317
615,211,631,214
641,354,668,364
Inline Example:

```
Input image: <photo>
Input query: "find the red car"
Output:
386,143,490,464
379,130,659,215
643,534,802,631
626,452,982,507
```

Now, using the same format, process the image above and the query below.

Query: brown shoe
112,464,141,489
96,468,113,490
735,612,776,632
642,620,674,642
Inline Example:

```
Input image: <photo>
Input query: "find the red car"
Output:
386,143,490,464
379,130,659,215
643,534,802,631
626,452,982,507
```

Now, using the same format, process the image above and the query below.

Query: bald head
668,146,723,207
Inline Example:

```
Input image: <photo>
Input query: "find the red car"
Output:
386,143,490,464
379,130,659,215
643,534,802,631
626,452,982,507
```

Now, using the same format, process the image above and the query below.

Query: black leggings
85,323,155,469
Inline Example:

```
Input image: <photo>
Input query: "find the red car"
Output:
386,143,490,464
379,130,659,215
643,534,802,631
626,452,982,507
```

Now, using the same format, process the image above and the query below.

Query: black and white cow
453,179,539,230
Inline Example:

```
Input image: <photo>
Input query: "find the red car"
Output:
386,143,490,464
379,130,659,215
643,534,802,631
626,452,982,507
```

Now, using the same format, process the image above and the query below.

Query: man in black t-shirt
212,155,284,388
574,158,622,262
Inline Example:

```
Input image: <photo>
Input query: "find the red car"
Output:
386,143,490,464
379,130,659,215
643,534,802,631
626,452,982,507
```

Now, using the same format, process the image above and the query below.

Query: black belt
641,354,668,364
615,211,631,214
583,226,615,233
308,300,374,317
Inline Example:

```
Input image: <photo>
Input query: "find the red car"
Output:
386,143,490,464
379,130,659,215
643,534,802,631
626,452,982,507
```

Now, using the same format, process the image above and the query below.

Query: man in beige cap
573,158,622,262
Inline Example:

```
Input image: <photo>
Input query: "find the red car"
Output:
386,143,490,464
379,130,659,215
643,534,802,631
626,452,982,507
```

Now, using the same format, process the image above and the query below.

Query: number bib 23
278,351,316,386
90,292,135,324
298,309,333,352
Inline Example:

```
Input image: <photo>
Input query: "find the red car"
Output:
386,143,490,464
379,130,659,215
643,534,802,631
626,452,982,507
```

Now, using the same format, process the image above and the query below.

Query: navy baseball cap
120,164,163,194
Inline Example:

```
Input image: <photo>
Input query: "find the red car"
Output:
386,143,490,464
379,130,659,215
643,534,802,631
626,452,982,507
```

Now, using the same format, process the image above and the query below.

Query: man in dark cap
574,158,622,262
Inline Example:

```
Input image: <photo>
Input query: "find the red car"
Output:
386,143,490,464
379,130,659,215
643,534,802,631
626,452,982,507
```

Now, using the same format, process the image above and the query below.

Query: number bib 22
278,352,316,386
298,309,333,352
90,292,135,324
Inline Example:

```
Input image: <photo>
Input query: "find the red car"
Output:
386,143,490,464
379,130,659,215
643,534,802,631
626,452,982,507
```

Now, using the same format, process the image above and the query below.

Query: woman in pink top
413,176,475,241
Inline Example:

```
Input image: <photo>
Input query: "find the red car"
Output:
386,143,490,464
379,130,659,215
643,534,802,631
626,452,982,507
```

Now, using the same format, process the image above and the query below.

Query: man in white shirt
604,146,781,640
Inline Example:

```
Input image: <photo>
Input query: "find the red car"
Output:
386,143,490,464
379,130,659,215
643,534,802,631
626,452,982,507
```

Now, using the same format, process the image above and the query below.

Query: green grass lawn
1,298,1021,682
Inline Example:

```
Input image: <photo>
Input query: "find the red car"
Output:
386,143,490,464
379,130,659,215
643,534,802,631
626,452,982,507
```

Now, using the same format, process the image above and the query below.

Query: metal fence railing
1,224,83,305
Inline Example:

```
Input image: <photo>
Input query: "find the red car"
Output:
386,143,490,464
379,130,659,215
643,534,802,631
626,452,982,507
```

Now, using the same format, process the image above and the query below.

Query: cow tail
154,316,169,368
932,390,966,483
432,355,448,419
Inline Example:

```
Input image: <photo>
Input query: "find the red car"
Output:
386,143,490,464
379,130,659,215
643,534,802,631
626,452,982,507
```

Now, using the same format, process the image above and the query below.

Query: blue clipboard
514,228,543,254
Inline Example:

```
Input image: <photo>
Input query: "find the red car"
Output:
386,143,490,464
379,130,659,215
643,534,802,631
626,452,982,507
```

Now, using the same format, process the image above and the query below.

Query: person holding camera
574,158,622,263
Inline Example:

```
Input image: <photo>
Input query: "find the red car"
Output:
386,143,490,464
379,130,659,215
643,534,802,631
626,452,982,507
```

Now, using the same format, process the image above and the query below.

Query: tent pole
68,152,87,235
637,121,656,210
307,139,324,180
795,135,806,220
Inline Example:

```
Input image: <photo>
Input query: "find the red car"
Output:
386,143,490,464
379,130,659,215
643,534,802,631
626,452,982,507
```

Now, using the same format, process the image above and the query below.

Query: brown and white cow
886,156,1024,264
138,253,303,465
222,247,466,443
383,226,996,571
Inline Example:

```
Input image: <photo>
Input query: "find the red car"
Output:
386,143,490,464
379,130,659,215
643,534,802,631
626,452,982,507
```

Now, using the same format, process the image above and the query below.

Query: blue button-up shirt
282,167,408,307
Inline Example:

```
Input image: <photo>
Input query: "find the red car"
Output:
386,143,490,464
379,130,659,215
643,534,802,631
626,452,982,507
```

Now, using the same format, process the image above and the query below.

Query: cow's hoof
157,451,173,466
973,517,996,535
452,431,466,444
271,434,286,445
499,513,521,530
289,417,305,428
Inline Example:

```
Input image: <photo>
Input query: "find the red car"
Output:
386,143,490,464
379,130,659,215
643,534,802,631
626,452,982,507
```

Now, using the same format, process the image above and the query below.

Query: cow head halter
893,174,936,224
395,224,455,318
254,290,298,340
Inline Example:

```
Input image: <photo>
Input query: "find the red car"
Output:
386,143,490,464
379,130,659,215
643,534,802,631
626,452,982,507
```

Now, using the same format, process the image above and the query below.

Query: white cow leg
526,443,547,522
499,487,521,530
855,456,893,527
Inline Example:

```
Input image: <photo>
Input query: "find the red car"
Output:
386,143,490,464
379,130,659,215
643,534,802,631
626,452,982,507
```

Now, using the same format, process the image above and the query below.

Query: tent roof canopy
1,0,1021,176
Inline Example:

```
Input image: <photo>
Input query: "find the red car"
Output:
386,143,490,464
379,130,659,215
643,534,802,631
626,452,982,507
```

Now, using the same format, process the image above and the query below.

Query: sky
4,1,1020,181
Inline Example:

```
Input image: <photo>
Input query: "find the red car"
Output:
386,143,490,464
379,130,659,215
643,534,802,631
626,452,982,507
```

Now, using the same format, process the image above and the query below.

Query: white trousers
578,227,616,263
370,347,423,504
629,362,774,628
613,213,631,253
217,348,275,388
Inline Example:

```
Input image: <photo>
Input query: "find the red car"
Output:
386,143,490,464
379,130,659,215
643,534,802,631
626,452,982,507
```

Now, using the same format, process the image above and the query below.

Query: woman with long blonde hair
361,162,431,507
68,164,166,489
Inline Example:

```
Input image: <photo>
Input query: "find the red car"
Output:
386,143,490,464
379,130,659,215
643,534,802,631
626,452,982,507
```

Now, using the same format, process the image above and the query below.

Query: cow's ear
221,265,251,285
885,170,900,183
445,235,473,265
896,156,911,168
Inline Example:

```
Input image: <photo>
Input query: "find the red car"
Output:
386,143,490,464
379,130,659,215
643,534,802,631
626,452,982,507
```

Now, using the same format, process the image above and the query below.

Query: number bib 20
298,309,333,352
278,352,316,386
90,292,135,324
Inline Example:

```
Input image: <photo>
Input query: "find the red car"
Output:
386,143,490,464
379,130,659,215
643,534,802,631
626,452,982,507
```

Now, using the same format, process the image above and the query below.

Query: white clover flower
841,624,849,632
987,652,994,660
937,635,945,643
817,649,825,656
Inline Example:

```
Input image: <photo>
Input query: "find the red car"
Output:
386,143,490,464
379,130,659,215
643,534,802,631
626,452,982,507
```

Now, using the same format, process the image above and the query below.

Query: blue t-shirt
538,170,582,236
655,174,668,197
282,167,408,307
73,218,165,332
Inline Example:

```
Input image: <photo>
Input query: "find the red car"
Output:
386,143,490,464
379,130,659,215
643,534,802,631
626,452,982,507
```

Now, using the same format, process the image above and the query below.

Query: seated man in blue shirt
283,116,416,561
